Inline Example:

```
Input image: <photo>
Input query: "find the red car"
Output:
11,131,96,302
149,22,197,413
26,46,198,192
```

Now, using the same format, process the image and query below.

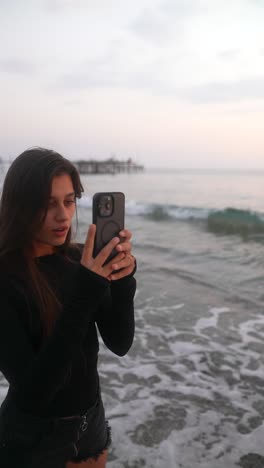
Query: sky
0,0,264,169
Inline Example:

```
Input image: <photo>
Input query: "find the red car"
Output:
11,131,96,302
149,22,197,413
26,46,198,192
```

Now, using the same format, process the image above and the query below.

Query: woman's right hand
80,224,125,280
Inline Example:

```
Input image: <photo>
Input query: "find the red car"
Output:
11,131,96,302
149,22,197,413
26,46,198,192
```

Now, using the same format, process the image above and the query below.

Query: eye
64,199,76,206
48,200,56,208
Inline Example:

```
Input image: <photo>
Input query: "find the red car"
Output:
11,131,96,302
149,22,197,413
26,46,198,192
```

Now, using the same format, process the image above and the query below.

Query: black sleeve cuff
67,264,110,306
78,264,110,287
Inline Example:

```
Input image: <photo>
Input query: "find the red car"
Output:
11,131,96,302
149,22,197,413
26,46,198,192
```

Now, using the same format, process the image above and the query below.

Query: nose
55,204,68,222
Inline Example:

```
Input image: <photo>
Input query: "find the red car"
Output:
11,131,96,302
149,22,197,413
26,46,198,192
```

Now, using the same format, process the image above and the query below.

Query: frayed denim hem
68,420,112,463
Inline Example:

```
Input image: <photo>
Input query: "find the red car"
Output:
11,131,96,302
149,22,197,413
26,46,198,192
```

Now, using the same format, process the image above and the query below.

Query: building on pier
73,157,144,174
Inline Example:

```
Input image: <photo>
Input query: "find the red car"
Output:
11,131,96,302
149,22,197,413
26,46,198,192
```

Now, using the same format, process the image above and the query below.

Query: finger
111,254,134,271
115,241,131,253
95,236,120,264
119,229,132,241
104,252,125,268
82,224,96,261
99,252,126,279
110,264,135,281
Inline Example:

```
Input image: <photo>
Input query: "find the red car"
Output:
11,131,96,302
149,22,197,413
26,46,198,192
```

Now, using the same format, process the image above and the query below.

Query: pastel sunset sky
1,0,264,168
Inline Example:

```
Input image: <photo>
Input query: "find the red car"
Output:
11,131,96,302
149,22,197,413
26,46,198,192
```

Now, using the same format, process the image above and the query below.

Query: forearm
96,276,136,356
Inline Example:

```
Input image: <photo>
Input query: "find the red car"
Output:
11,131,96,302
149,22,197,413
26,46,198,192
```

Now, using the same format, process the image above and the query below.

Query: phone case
92,192,125,260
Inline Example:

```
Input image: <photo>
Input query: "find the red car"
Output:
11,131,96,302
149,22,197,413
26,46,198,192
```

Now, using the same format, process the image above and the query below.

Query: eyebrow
49,192,76,199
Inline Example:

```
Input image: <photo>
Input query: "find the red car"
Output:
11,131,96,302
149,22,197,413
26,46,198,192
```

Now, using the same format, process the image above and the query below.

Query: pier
0,157,144,179
73,158,144,175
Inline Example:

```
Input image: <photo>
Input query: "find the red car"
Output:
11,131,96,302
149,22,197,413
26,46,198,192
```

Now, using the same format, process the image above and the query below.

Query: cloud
43,0,89,12
43,0,118,13
57,65,155,92
57,53,122,90
180,77,264,103
53,49,264,106
130,0,201,46
54,48,264,106
248,0,264,7
0,58,37,75
217,49,240,61
51,33,163,92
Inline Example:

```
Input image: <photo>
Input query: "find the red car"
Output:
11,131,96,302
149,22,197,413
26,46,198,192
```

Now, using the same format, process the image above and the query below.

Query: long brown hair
0,147,84,340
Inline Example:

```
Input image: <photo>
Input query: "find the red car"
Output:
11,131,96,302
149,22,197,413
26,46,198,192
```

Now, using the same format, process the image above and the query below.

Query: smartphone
92,192,125,261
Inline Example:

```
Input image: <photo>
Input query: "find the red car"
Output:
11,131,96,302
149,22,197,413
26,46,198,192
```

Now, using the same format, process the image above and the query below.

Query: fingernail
116,245,122,251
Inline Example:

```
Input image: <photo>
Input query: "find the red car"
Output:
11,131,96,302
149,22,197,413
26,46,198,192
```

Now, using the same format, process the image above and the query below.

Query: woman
0,147,136,468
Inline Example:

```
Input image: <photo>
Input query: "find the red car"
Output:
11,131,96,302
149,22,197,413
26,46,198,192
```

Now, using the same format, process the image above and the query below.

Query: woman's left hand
109,229,136,281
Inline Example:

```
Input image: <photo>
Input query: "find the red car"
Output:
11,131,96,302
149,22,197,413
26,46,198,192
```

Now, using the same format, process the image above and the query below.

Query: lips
52,226,68,236
53,226,67,230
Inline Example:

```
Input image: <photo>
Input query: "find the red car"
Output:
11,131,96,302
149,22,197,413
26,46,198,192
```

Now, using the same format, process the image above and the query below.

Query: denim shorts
0,390,111,468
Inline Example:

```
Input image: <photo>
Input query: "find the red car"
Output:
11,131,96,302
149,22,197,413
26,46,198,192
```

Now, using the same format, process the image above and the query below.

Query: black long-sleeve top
0,245,136,418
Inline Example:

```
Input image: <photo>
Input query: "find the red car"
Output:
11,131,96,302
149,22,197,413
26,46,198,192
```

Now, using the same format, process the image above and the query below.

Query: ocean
1,167,264,467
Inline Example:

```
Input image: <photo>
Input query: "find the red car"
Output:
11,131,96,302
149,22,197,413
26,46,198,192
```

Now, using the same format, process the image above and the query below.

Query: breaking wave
77,197,264,238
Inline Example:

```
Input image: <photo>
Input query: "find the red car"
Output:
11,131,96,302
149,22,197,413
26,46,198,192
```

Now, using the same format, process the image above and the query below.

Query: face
32,174,76,257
